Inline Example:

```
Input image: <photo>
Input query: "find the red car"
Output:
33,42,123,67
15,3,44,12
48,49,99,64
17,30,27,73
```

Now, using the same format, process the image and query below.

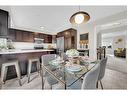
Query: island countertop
0,49,54,55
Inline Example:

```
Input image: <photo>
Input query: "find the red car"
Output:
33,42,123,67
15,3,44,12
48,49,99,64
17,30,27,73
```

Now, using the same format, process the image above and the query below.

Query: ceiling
102,30,127,39
1,6,127,34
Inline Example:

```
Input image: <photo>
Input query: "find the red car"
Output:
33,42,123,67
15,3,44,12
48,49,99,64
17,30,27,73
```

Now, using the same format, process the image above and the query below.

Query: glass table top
42,57,99,89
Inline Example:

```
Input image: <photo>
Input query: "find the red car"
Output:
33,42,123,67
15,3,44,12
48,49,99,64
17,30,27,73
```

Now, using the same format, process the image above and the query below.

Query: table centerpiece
66,49,79,64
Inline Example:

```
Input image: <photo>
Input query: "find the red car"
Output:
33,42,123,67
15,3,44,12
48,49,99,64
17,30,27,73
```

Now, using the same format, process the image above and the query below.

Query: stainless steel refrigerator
56,37,64,54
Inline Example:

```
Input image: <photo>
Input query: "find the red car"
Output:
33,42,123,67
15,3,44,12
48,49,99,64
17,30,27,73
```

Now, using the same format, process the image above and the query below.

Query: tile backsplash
0,38,56,50
13,42,34,49
0,38,7,46
13,42,56,49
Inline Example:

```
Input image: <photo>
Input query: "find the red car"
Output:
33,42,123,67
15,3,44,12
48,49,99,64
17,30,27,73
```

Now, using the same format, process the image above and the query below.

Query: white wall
73,23,97,60
97,32,102,47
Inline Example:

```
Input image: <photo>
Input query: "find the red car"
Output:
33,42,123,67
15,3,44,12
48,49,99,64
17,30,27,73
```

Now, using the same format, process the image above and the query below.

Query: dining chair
97,57,107,89
41,54,63,89
81,63,100,89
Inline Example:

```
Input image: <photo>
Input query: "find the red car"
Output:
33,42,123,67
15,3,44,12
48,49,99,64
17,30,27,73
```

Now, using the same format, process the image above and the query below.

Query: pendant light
70,6,90,24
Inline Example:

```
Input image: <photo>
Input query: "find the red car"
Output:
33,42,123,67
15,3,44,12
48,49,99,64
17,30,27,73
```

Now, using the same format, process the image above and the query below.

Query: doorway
97,25,127,73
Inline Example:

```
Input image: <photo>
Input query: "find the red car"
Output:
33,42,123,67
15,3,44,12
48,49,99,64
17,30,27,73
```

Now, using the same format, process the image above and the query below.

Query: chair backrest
98,57,108,80
81,63,100,89
41,54,56,65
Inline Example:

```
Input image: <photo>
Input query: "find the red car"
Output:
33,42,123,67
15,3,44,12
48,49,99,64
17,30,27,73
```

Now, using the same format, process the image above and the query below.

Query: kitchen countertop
0,49,54,55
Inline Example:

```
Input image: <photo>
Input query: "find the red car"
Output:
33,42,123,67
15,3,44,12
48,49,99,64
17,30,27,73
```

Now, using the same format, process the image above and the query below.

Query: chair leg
15,63,22,86
100,80,103,89
1,65,6,88
37,61,40,75
3,67,8,83
41,69,44,89
96,81,98,88
50,85,52,89
0,83,2,89
28,62,32,83
40,64,42,76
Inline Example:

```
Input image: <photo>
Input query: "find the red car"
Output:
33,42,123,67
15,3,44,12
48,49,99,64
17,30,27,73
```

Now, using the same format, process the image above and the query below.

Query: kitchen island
0,49,54,80
0,49,54,54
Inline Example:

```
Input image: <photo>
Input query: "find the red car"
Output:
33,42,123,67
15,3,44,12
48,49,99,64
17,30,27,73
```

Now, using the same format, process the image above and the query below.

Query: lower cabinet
0,52,49,80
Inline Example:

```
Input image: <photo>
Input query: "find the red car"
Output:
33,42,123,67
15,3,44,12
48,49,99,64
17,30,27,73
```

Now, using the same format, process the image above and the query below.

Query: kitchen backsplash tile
13,42,56,49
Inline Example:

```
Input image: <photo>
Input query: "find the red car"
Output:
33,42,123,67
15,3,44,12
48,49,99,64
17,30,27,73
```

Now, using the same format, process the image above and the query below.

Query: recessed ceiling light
40,26,44,29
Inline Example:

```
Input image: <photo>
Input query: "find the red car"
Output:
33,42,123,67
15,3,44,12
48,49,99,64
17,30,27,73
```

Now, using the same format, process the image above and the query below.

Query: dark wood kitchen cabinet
0,9,9,36
8,28,53,43
57,31,64,37
8,29,16,41
39,33,44,39
22,31,29,42
15,30,23,42
43,34,52,43
34,33,40,38
47,35,52,43
9,29,34,42
57,28,77,50
28,32,34,42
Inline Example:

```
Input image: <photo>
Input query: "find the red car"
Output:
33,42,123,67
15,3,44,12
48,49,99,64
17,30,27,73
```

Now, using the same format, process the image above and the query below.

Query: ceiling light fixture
70,6,90,24
40,26,44,29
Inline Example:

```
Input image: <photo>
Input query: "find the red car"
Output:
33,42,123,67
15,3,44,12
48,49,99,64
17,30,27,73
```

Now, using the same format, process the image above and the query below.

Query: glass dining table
41,56,99,89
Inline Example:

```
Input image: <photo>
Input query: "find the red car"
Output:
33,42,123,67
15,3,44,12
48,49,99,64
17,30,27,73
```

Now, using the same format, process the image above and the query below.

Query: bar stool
27,58,40,83
0,60,22,88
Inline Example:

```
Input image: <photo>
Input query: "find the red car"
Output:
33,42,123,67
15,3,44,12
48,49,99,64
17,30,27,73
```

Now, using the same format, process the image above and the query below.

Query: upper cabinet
43,34,52,43
34,33,40,38
8,29,16,41
0,9,9,36
15,30,23,42
28,32,34,42
8,28,53,43
57,28,77,50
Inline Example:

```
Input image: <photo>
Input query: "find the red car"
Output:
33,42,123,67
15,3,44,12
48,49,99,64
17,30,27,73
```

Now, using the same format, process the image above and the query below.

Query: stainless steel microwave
34,38,44,44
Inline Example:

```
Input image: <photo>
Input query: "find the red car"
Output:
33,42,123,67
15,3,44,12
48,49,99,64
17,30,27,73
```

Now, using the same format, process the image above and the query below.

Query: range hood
0,9,9,38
